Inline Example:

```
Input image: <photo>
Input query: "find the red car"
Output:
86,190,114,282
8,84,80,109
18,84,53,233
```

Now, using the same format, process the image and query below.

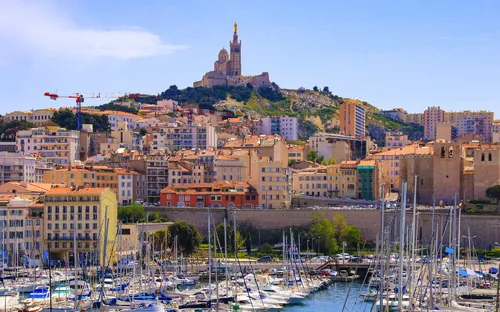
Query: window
489,153,492,161
276,168,280,173
261,168,265,173
481,153,485,161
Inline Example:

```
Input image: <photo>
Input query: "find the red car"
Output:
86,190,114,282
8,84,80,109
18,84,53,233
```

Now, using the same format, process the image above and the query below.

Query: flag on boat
445,247,454,254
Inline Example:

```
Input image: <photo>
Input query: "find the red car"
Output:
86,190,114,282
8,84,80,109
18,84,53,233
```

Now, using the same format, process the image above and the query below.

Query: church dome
218,48,229,62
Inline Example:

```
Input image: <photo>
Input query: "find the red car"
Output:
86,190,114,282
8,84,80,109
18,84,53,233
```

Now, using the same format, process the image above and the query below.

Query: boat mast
398,181,407,312
207,206,212,304
380,184,386,312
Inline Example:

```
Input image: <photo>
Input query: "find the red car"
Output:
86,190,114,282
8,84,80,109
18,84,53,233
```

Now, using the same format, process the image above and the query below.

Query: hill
104,85,423,146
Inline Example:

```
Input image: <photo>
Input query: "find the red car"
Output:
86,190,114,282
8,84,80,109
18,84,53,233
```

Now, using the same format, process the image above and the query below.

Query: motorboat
0,288,20,310
24,286,50,304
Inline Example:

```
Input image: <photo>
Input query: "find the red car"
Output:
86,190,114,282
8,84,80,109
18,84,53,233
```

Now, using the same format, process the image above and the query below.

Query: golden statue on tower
234,22,238,33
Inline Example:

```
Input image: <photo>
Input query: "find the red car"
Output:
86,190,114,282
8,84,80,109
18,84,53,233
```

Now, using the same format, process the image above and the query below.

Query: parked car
257,256,272,263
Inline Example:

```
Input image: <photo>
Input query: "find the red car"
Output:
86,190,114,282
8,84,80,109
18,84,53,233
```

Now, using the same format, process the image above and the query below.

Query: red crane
44,92,120,130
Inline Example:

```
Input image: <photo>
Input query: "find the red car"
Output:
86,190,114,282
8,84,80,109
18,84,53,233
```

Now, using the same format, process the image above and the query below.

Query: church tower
228,22,241,77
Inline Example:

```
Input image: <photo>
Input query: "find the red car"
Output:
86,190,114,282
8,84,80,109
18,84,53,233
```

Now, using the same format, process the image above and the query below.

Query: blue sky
1,0,499,116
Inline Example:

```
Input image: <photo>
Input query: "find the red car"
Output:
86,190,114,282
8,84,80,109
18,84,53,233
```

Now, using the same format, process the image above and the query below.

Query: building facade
249,156,290,209
16,127,80,165
159,182,258,208
385,133,409,150
424,106,445,140
43,187,118,265
291,167,328,197
0,152,36,184
152,123,217,152
327,164,341,198
258,116,298,141
339,102,365,137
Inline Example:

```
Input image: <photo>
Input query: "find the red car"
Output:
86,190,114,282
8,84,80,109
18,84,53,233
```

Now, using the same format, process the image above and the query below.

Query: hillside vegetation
104,85,423,144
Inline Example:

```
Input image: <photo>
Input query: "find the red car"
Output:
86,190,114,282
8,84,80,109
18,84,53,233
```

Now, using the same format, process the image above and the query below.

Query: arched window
481,153,485,161
489,153,492,161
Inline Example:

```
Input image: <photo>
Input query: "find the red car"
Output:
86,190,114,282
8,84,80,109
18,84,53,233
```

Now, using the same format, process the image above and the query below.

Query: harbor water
284,282,374,312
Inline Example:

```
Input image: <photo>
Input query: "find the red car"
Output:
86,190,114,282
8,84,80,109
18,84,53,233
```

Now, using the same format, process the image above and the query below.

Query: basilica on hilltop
193,23,272,88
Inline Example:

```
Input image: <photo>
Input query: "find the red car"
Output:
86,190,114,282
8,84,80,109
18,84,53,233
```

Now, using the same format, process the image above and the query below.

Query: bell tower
228,22,241,77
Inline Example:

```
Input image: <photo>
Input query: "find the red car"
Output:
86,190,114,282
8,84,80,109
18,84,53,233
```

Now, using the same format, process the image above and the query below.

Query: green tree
0,120,37,141
139,128,148,136
245,232,252,255
169,221,202,255
216,223,242,253
332,213,349,244
345,225,361,247
313,86,319,92
323,86,330,94
306,150,318,162
260,243,274,255
316,155,325,164
51,109,110,132
117,203,145,223
309,211,338,254
486,185,500,203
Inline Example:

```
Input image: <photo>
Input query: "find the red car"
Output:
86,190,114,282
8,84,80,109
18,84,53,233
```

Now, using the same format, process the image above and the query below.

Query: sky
1,0,500,116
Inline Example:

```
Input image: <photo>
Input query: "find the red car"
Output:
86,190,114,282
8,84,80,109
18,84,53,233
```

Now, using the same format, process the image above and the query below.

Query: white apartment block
259,116,298,141
16,127,80,165
152,122,217,152
0,152,36,184
105,111,140,131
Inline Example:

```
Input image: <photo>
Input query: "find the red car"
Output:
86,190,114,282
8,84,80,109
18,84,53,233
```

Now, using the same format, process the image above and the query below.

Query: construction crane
44,92,120,131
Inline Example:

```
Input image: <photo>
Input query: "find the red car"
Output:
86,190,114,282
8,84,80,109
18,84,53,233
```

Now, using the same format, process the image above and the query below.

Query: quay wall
148,207,498,249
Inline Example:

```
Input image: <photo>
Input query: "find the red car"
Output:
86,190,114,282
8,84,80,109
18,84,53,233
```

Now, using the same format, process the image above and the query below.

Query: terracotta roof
358,160,376,166
228,118,242,123
288,145,305,152
115,169,139,175
371,144,431,157
45,187,109,195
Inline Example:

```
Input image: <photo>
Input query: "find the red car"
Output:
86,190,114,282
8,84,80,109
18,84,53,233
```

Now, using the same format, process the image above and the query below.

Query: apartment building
222,135,289,166
4,109,55,126
168,161,205,185
0,197,44,264
152,122,217,152
339,102,365,137
146,151,169,204
214,151,249,182
0,152,36,184
16,127,80,165
44,187,117,265
340,161,358,199
249,156,290,209
493,120,500,143
385,132,409,150
327,164,341,198
424,106,445,140
443,111,494,140
104,111,140,131
287,145,305,163
292,167,328,197
100,121,143,153
356,160,379,200
258,116,298,140
308,133,366,161
159,182,258,208
404,113,424,126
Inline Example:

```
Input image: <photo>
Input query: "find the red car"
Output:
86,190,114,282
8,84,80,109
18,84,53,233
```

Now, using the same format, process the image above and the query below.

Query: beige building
327,164,342,198
340,161,358,199
404,113,424,126
385,132,409,150
101,121,143,153
4,109,55,126
436,123,458,141
473,146,500,200
249,156,290,209
44,187,118,265
292,167,328,197
152,122,217,152
222,135,289,167
214,152,249,182
0,197,44,264
287,145,305,163
16,127,80,165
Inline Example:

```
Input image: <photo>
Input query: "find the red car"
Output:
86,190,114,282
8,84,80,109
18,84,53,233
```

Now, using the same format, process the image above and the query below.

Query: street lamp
311,238,315,254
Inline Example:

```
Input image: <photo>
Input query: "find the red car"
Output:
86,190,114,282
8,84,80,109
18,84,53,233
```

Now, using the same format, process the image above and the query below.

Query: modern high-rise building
16,127,80,165
339,102,365,137
423,106,445,140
